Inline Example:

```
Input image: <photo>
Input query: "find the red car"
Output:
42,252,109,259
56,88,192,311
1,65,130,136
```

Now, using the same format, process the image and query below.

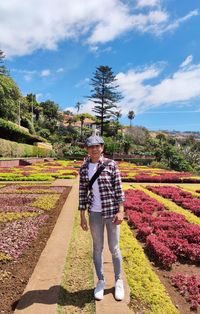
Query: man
79,135,125,301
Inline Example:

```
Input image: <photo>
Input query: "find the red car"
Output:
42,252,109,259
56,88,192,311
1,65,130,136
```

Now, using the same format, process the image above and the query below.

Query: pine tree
88,65,122,135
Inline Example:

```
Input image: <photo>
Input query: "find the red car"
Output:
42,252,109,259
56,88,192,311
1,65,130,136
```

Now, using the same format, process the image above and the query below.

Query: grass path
57,211,95,314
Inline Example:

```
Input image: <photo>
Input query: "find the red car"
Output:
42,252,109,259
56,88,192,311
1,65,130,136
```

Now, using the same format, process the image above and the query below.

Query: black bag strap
89,160,111,190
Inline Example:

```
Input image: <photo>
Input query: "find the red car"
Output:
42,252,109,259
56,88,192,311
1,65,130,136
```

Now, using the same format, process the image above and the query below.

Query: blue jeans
89,212,122,281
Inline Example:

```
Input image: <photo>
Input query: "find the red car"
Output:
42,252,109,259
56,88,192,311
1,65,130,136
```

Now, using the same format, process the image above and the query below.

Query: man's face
86,144,104,161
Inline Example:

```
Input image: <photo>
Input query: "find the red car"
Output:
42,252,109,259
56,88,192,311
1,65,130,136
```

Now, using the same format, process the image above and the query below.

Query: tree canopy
0,75,21,121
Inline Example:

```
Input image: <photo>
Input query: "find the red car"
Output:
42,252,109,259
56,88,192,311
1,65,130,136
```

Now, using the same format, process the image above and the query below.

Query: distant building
63,114,96,130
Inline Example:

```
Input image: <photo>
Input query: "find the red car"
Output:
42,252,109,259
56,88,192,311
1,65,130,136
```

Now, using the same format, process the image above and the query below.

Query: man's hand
80,215,89,231
112,212,124,225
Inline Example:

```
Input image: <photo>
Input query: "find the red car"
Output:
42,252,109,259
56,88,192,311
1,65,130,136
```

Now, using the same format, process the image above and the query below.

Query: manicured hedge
0,118,46,144
0,138,54,158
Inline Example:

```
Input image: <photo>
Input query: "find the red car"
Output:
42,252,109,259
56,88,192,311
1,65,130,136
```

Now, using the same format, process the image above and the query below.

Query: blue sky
1,0,200,131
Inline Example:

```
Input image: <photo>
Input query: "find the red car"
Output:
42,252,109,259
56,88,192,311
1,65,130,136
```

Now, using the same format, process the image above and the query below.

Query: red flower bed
124,189,164,214
118,162,200,183
146,185,200,216
146,235,177,268
124,189,200,268
171,273,200,310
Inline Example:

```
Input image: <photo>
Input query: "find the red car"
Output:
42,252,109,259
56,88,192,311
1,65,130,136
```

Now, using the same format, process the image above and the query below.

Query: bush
63,146,86,157
194,165,200,175
151,161,169,169
123,158,154,165
104,137,121,154
0,138,53,158
0,118,46,144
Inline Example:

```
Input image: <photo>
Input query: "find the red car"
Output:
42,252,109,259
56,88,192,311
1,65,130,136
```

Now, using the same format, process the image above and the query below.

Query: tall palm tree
128,110,135,127
75,101,81,113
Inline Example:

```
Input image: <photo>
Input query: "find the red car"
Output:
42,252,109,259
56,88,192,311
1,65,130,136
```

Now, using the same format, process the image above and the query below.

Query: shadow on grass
12,285,95,311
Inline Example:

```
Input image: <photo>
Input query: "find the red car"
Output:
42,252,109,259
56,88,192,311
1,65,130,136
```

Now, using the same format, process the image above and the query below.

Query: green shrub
194,165,200,175
124,158,154,165
0,118,46,144
0,138,53,158
150,161,169,169
63,146,86,157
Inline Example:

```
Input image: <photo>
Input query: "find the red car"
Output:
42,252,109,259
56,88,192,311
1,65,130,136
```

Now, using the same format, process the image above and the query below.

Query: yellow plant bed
31,194,60,210
0,189,60,194
0,212,39,223
176,184,200,197
132,184,200,226
120,222,179,314
122,183,133,190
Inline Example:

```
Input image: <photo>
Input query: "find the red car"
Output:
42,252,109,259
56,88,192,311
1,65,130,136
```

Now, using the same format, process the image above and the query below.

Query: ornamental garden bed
0,183,71,314
123,183,200,313
1,159,200,183
1,160,200,314
118,162,200,183
0,160,80,181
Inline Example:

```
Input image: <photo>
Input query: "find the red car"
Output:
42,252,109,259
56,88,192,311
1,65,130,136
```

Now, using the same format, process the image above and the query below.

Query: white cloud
71,60,200,116
40,69,51,77
12,67,65,82
11,68,37,81
156,9,199,34
115,61,200,114
180,55,193,68
0,0,198,57
136,0,160,8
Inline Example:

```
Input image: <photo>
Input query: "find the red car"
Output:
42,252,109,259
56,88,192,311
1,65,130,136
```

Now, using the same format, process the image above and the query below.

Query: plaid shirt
79,155,125,218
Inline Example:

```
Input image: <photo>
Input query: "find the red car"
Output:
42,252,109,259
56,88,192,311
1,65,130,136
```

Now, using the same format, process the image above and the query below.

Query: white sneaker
94,280,105,300
115,279,124,301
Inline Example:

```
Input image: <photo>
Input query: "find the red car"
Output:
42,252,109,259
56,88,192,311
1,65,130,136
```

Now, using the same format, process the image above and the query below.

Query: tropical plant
128,110,135,127
74,101,81,113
